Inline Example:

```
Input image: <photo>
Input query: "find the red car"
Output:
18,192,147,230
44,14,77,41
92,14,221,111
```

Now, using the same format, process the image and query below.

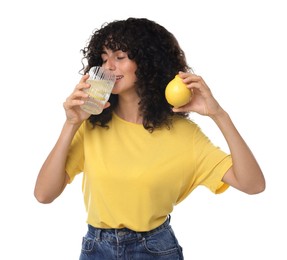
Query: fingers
64,74,90,111
172,106,186,113
104,102,111,109
74,74,90,97
76,74,90,91
66,90,87,108
178,71,211,95
178,71,204,84
63,97,85,111
79,73,90,84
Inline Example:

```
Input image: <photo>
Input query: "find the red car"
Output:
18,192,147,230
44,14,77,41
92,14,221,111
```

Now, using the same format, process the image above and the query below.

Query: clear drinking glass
81,66,116,115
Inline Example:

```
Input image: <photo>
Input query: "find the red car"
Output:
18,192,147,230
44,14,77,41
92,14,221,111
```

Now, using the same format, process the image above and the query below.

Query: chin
111,86,120,94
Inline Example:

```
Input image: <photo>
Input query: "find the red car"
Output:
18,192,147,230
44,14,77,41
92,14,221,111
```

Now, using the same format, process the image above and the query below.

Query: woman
34,17,265,260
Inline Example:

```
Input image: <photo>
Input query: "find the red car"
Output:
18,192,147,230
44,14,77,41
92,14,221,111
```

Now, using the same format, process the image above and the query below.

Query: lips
116,75,123,80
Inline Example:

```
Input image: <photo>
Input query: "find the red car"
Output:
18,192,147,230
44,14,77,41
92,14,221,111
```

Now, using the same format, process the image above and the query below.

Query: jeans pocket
142,228,181,256
81,236,96,254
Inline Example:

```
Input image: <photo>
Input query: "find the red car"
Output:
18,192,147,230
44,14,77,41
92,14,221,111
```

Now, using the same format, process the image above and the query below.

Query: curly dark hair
80,17,191,132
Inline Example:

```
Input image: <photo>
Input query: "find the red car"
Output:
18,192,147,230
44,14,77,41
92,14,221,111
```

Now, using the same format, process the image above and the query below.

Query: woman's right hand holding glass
63,74,91,125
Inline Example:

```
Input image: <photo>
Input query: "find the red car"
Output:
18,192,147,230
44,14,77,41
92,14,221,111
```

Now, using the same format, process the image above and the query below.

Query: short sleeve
193,126,233,194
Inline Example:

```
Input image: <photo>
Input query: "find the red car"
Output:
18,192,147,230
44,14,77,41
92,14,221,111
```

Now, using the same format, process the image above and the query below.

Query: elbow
34,190,55,204
33,175,68,204
246,187,265,195
245,179,266,195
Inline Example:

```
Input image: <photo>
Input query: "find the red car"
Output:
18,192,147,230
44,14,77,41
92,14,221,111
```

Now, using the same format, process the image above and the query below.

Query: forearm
34,121,81,203
211,110,265,194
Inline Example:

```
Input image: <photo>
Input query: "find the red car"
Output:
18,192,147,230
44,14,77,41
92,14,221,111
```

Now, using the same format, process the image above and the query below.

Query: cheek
111,75,136,94
124,61,137,75
130,73,137,83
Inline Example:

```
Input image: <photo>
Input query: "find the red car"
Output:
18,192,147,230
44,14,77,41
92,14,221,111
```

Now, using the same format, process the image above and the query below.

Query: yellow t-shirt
66,113,232,231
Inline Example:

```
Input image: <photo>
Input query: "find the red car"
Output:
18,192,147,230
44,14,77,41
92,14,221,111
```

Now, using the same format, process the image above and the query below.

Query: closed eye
116,56,126,60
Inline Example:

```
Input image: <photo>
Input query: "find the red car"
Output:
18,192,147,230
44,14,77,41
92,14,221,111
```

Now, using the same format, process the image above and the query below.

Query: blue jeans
79,216,184,259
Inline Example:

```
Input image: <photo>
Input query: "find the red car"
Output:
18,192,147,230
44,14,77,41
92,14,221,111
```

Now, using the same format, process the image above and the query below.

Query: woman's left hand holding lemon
173,72,224,118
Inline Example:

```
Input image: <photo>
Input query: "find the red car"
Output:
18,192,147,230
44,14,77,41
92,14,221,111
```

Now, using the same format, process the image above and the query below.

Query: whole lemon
165,75,192,108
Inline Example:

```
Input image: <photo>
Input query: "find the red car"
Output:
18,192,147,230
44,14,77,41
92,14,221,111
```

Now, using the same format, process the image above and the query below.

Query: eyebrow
101,50,126,56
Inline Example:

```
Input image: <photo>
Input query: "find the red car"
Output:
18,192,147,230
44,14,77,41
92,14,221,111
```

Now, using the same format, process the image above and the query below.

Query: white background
0,0,286,259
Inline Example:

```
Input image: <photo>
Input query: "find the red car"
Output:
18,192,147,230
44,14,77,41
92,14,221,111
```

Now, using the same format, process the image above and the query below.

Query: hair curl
80,17,191,132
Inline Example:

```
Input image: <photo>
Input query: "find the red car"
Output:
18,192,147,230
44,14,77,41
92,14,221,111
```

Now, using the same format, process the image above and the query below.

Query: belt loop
95,229,102,241
137,232,143,241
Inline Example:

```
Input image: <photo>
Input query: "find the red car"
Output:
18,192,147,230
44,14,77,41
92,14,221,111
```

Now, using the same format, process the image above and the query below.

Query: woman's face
101,47,137,95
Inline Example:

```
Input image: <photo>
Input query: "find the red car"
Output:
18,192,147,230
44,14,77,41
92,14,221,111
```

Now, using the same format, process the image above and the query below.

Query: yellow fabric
66,113,232,231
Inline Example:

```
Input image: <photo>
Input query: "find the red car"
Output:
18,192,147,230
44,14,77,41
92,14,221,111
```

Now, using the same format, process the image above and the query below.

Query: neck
115,95,143,124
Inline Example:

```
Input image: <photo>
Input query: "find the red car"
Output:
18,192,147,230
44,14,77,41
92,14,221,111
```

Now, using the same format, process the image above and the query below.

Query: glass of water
81,66,116,115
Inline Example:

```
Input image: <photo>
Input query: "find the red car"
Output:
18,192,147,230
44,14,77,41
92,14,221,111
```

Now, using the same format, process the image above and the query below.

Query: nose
103,59,116,71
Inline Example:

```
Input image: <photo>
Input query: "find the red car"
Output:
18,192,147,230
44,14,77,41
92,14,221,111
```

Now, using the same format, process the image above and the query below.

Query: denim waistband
87,216,171,243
